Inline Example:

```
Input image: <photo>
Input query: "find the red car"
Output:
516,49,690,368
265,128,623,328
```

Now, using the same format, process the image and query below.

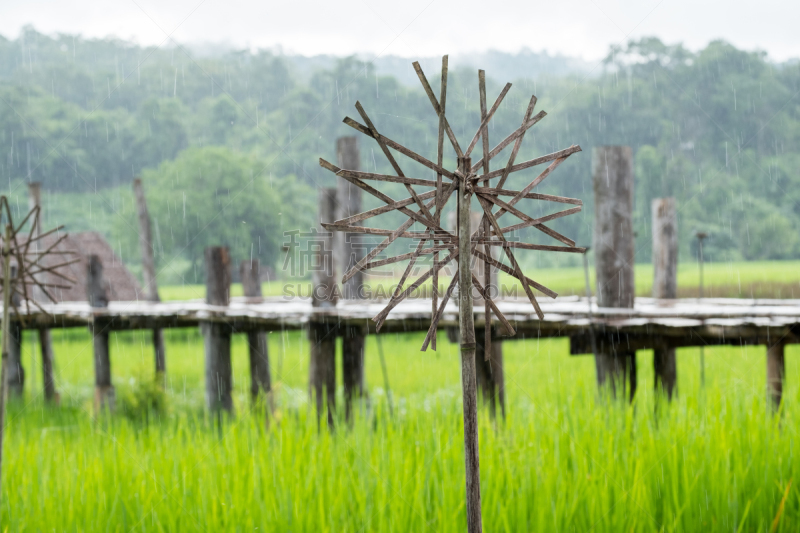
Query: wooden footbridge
8,293,798,408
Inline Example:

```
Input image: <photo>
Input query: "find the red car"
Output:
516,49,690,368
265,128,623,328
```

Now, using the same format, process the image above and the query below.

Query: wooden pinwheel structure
0,196,76,506
320,56,585,531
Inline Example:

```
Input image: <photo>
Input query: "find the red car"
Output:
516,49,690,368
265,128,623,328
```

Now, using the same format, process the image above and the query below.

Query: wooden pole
652,197,677,400
240,259,271,407
132,178,166,378
309,188,337,429
87,255,114,412
767,340,785,412
337,137,366,424
0,225,13,504
457,156,482,533
28,182,57,402
203,247,233,414
592,146,636,401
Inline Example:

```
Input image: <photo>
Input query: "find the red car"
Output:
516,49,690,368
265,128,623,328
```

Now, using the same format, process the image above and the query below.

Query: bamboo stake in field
319,57,585,532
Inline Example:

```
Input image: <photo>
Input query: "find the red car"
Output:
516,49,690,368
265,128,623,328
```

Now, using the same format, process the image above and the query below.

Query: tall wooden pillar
767,341,785,411
652,197,678,400
203,247,233,414
88,255,114,411
28,183,57,401
336,137,366,423
133,178,166,378
592,146,636,401
240,259,271,404
309,188,338,429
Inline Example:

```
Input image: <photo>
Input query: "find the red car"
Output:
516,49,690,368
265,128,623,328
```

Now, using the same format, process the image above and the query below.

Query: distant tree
134,98,189,169
140,146,313,280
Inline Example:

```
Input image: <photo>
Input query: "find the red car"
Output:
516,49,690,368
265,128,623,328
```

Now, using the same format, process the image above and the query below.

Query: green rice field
159,260,800,301
3,321,800,530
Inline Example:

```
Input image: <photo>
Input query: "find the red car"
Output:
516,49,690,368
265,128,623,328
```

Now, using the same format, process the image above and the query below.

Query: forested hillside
2,27,799,281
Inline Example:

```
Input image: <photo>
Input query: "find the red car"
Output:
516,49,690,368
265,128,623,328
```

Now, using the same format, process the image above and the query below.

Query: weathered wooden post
6,265,23,397
28,183,57,402
767,340,785,411
336,137,366,423
652,197,677,400
240,259,271,404
133,178,166,378
87,255,114,411
203,247,233,414
593,146,636,401
457,156,482,532
309,188,337,429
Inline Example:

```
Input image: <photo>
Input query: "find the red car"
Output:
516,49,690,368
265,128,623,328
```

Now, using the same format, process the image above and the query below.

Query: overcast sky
1,0,798,62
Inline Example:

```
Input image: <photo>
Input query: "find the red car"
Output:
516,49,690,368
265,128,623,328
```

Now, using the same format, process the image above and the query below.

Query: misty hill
1,26,800,279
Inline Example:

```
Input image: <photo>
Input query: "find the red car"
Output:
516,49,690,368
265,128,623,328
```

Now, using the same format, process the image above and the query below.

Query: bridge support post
240,260,272,411
652,197,678,400
203,247,233,414
767,340,785,412
593,146,636,401
309,188,338,430
475,328,505,419
88,256,114,412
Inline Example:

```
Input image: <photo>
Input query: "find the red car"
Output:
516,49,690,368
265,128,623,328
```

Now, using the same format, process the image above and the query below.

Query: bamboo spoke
433,55,448,351
421,274,458,351
475,195,543,319
469,110,547,173
478,70,493,358
390,235,431,301
471,248,558,298
343,117,457,179
474,145,580,182
477,241,586,253
338,179,457,283
354,102,435,222
412,62,463,158
320,158,440,232
497,206,583,235
332,190,437,226
374,249,458,331
497,95,537,189
483,156,572,220
336,169,437,188
464,81,512,157
471,273,515,338
362,244,456,271
473,187,582,205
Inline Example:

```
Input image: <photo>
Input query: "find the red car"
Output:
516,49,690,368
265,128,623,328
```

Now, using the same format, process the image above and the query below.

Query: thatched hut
37,231,142,302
